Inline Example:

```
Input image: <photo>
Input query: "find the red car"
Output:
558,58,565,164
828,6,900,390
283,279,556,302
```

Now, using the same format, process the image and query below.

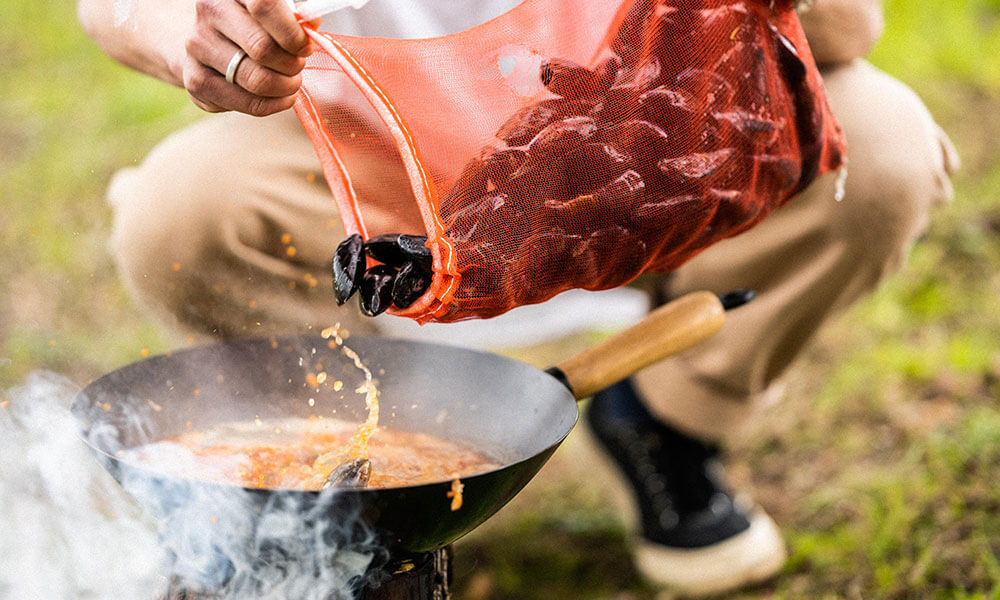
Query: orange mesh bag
293,0,845,323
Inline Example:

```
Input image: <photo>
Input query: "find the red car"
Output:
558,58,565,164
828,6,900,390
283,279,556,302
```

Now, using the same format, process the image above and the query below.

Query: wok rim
72,334,581,494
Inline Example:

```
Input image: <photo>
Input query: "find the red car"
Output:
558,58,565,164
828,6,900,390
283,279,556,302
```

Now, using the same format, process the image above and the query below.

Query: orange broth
125,325,498,492
125,417,500,490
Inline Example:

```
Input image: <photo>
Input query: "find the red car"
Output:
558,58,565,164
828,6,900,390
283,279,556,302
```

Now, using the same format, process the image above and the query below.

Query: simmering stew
123,417,500,490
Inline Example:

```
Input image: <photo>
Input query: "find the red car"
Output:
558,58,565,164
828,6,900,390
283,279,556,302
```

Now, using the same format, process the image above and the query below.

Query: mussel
332,233,365,305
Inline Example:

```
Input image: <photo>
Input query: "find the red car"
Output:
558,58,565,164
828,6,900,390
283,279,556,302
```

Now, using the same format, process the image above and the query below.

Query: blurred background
1,0,999,597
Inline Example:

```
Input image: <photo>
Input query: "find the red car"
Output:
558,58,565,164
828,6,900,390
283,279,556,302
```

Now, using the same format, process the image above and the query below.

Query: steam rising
1,371,378,600
0,372,161,599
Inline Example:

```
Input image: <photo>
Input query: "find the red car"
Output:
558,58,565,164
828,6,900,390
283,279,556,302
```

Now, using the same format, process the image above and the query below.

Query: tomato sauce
124,417,500,491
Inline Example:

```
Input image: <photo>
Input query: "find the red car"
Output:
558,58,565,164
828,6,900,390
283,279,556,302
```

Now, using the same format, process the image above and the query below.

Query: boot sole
635,509,787,597
575,413,787,597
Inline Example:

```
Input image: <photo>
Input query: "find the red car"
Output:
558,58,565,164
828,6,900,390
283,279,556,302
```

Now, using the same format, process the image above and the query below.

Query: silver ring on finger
225,49,248,84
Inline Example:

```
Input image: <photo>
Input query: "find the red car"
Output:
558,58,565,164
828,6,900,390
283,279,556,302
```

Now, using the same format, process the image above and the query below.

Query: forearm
799,0,884,66
78,0,311,116
78,0,195,87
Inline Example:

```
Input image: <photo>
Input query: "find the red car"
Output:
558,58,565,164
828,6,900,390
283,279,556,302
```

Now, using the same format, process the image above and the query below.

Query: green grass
0,0,196,386
2,0,999,598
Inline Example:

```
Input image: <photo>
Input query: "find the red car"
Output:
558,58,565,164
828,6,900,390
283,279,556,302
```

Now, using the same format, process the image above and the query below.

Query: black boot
586,379,785,595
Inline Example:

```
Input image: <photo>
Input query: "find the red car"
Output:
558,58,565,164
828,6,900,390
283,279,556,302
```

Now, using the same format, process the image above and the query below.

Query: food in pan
122,325,497,492
123,416,500,491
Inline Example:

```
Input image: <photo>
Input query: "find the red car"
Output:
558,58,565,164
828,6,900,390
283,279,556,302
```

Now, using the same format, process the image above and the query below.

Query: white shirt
321,0,524,39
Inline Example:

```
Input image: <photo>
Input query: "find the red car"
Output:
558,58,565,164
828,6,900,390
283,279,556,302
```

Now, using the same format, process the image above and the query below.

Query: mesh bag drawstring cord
293,24,460,322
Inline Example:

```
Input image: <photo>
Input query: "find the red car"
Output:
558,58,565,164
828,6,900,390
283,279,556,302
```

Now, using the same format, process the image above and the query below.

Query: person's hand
182,0,315,116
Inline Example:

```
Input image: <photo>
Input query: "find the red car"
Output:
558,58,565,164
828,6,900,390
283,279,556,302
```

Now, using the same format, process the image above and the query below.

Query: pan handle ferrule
543,366,574,394
719,288,756,310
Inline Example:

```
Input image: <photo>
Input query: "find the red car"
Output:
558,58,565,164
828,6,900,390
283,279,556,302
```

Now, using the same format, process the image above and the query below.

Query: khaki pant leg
107,109,408,341
634,60,958,441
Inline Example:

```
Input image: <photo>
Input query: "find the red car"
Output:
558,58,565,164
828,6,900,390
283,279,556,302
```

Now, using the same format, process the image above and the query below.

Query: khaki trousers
107,59,957,441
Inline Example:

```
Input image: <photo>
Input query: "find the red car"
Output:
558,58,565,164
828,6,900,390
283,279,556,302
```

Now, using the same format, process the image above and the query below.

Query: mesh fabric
294,0,846,323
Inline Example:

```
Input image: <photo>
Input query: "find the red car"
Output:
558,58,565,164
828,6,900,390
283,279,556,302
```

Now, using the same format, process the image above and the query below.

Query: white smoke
0,371,163,600
1,371,378,600
118,460,380,599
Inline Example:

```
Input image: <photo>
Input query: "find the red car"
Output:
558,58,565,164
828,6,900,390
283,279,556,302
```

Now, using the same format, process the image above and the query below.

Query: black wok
72,291,728,554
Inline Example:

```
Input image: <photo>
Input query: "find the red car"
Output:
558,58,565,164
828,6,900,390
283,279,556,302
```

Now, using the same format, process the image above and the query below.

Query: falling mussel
332,233,366,305
392,261,433,309
332,233,434,316
359,265,397,317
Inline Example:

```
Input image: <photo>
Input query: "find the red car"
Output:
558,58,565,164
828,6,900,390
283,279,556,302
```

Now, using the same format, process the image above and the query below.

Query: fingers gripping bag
293,0,846,323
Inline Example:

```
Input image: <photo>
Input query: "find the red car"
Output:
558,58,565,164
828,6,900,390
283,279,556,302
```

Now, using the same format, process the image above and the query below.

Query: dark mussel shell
596,119,670,159
482,149,528,188
332,233,365,305
546,169,645,226
637,86,696,130
358,265,397,317
593,55,622,95
396,235,433,271
365,233,432,271
321,457,372,489
527,116,597,158
594,169,646,209
563,142,630,198
440,158,488,217
540,58,607,100
611,0,655,66
657,148,734,181
496,98,591,147
392,261,433,309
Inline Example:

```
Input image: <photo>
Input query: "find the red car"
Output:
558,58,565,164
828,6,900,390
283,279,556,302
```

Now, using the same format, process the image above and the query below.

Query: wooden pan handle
551,291,725,400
